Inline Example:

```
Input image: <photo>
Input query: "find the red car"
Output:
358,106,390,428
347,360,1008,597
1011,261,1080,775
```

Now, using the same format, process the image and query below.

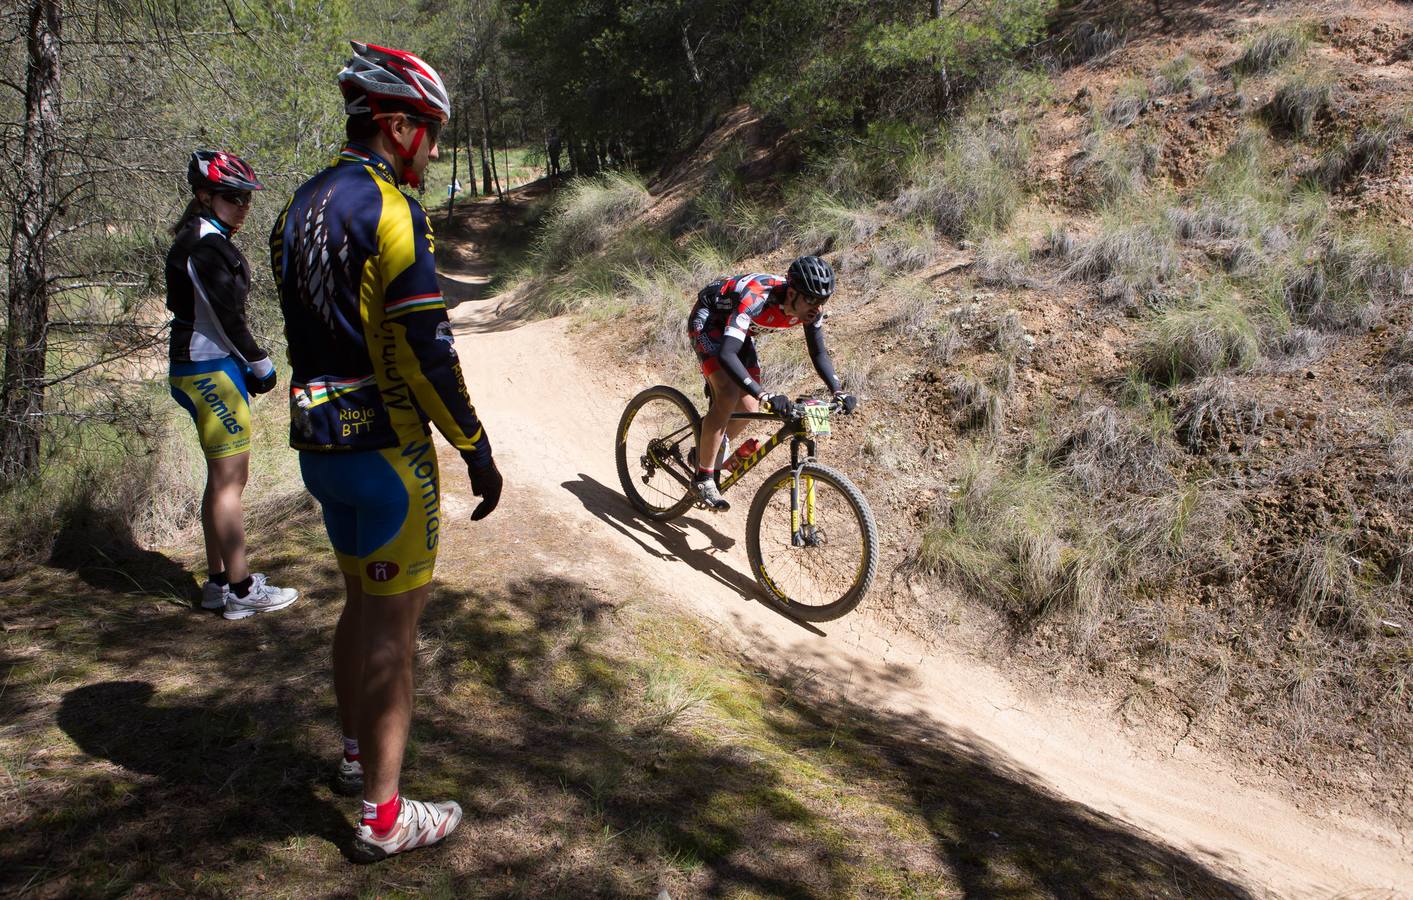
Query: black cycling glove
465,455,503,521
761,393,799,419
833,391,858,414
244,366,277,395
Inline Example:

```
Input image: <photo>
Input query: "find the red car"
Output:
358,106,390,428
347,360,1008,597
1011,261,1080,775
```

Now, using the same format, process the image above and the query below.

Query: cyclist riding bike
687,255,857,511
271,40,500,862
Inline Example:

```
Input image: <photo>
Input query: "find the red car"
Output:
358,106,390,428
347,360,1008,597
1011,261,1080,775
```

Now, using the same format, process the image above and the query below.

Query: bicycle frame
648,405,827,547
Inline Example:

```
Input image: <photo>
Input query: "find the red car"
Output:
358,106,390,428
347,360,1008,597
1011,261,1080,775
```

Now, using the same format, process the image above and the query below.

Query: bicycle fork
789,438,818,547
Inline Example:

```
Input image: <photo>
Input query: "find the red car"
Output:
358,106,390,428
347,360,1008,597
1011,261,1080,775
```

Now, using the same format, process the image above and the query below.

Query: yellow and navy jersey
270,145,490,466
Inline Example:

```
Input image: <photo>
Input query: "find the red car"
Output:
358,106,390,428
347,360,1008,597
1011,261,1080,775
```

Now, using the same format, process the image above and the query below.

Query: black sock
209,571,229,587
695,467,715,481
231,575,254,597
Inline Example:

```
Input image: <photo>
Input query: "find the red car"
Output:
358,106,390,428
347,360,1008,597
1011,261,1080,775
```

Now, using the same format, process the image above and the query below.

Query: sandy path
433,266,1411,897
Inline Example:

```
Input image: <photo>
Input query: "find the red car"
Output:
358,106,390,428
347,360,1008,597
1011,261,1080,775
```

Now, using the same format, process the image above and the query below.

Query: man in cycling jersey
271,41,501,862
688,255,857,510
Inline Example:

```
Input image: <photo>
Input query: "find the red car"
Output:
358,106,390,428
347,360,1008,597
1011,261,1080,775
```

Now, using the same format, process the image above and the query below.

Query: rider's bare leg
700,370,758,473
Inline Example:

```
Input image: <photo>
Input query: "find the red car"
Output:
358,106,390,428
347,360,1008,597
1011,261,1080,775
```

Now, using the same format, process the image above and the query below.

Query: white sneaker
200,580,230,610
350,797,462,863
223,573,299,620
335,758,363,796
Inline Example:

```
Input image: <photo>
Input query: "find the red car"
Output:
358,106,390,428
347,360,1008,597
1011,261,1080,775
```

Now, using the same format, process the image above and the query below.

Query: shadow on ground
3,552,1254,896
46,494,196,601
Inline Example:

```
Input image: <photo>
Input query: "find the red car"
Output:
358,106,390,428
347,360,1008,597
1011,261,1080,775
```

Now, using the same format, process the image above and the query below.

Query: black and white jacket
164,215,273,377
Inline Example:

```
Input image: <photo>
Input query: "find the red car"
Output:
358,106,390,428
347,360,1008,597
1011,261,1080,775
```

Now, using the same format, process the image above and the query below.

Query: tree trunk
479,82,494,196
931,0,942,18
1,0,63,486
446,112,459,223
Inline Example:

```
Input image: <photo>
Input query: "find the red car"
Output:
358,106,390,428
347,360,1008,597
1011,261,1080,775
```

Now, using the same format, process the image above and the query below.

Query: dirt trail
431,203,1411,898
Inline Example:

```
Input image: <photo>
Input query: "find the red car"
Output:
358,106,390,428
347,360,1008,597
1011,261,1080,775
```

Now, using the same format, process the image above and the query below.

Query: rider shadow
560,473,825,635
52,681,347,865
46,494,197,604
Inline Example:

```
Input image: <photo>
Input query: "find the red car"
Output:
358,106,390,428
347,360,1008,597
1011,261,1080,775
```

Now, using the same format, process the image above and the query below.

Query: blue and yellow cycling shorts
169,357,252,460
298,444,442,596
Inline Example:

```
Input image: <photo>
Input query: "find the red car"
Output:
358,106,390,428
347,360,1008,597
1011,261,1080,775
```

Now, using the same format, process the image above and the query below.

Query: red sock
361,793,399,836
342,736,360,762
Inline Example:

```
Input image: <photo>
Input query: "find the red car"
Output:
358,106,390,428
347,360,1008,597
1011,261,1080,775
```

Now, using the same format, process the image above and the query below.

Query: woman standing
165,149,298,620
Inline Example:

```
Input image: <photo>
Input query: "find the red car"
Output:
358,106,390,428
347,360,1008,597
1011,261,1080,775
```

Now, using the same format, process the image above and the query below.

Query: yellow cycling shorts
169,358,252,460
298,441,442,596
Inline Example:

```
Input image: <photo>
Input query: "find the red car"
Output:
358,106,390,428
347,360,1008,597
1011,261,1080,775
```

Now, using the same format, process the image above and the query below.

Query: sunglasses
217,191,253,208
409,115,444,146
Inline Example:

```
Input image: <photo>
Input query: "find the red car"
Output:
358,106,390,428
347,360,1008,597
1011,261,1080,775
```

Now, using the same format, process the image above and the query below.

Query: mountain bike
615,385,878,621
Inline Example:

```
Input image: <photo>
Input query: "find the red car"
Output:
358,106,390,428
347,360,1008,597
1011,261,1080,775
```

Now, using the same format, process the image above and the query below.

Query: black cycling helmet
188,149,264,194
787,255,835,300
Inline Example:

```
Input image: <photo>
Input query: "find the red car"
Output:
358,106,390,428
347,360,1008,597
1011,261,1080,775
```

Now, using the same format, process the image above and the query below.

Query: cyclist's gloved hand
464,454,503,521
833,391,858,415
761,393,799,419
243,358,278,395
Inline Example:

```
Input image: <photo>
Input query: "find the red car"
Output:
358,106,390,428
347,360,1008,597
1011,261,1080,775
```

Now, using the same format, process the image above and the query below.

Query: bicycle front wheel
746,462,878,621
615,385,701,521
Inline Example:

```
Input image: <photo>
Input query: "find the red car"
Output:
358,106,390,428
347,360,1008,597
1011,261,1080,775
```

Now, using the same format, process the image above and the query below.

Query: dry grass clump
532,172,652,270
919,449,1112,636
1076,127,1163,204
1173,377,1265,452
869,221,939,274
976,232,1036,288
1385,364,1413,399
789,189,886,254
1389,430,1413,483
1140,283,1261,382
1268,326,1325,364
1262,72,1332,138
1061,203,1180,305
927,318,965,366
1155,54,1204,96
1233,24,1310,75
1062,20,1124,64
1282,228,1413,332
1105,79,1148,128
894,120,1027,239
1312,110,1412,190
695,195,789,256
1286,533,1380,637
554,238,733,357
948,368,1007,435
1046,398,1177,495
878,276,938,333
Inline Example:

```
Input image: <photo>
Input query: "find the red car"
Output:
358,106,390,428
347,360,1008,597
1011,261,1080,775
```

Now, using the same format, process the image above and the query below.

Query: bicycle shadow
560,473,825,635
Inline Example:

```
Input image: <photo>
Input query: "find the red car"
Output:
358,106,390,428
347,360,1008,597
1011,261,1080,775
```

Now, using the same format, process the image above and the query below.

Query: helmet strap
371,107,426,188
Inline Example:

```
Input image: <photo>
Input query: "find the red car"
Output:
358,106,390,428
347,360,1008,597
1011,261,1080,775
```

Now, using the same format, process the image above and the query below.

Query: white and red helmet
338,41,450,123
188,149,263,193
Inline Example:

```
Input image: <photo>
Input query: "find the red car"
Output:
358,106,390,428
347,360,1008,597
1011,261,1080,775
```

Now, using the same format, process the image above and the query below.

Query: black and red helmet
188,149,264,193
787,255,836,300
338,41,451,123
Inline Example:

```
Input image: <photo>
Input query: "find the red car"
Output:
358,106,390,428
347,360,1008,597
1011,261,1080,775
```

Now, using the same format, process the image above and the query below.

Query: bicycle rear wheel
615,385,701,521
746,462,878,621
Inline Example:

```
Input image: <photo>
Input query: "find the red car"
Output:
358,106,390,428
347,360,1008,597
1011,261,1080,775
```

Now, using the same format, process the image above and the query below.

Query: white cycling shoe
350,797,462,863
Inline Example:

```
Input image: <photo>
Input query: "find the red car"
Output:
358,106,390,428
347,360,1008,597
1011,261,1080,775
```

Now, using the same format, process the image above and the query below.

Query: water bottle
722,438,760,475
